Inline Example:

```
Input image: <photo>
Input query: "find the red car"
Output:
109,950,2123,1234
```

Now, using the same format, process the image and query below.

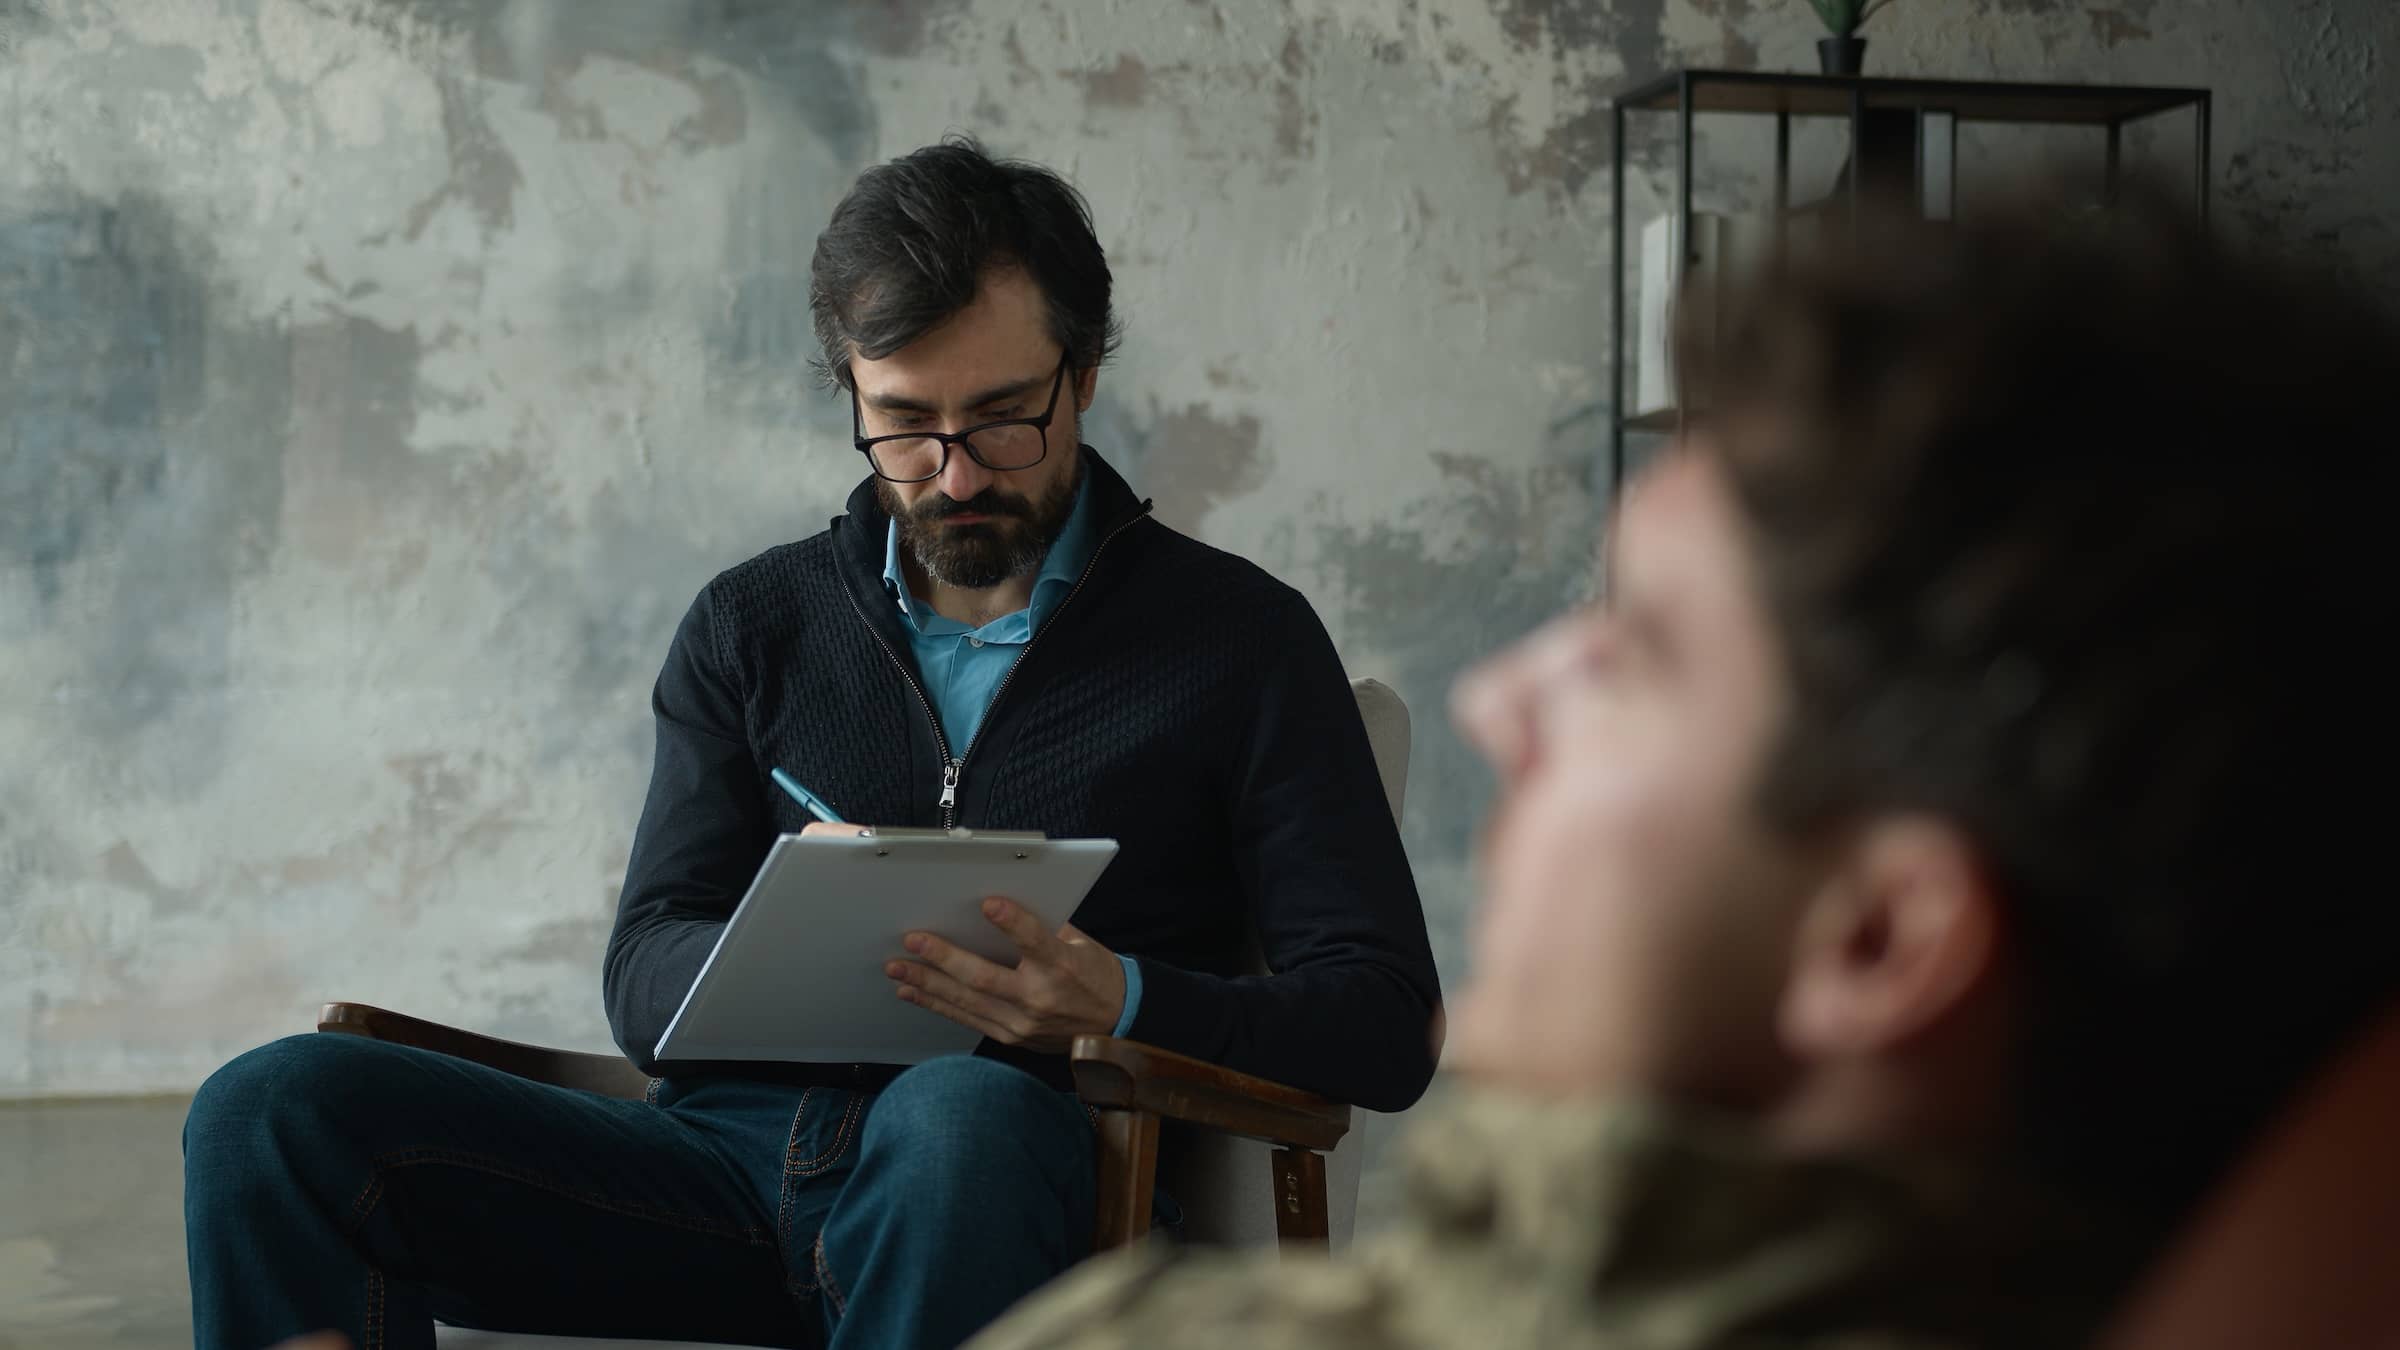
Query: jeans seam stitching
788,1091,865,1179
780,1086,819,1170
777,1088,816,1253
355,1146,774,1245
346,1171,387,1236
813,1231,848,1319
364,1266,382,1350
792,1076,830,1249
777,1089,862,1299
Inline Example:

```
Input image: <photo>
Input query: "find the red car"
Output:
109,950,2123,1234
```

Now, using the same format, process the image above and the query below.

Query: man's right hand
800,821,876,839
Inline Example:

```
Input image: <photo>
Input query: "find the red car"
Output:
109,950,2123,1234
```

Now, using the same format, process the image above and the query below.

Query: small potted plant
1809,0,1898,75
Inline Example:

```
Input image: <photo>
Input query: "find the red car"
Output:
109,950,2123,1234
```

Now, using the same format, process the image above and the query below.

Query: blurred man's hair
809,134,1121,388
1677,187,2400,1231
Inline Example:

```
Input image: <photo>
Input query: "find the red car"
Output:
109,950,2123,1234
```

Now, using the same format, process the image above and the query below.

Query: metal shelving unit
1607,70,2212,500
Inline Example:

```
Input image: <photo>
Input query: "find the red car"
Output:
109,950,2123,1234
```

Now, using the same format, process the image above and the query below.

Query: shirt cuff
1110,954,1143,1038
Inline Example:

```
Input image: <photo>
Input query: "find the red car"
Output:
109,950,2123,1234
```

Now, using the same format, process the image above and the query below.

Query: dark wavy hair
809,135,1122,388
1679,187,2400,1231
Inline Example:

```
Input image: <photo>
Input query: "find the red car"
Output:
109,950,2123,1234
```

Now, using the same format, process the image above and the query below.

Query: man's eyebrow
962,372,1050,409
862,371,1050,416
862,389,937,415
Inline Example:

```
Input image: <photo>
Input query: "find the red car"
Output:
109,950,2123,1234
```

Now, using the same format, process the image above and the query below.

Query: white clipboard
653,830,1120,1066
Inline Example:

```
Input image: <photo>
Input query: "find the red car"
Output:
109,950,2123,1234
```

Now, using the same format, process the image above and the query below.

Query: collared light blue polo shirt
882,476,1097,754
881,474,1143,1035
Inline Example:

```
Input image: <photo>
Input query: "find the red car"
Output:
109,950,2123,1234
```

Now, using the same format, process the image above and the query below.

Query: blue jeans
182,1035,1102,1350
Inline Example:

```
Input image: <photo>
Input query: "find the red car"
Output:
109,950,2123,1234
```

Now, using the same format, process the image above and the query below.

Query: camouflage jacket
973,1088,2143,1350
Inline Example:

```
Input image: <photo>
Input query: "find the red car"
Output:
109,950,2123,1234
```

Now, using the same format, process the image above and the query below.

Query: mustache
911,489,1032,523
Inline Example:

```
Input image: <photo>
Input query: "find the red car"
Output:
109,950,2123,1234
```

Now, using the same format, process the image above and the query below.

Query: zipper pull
939,759,962,812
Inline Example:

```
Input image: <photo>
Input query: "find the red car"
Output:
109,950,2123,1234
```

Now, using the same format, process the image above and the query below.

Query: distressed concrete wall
4,0,2395,1225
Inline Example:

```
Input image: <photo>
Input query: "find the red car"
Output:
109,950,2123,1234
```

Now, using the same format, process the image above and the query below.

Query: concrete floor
0,1093,1302,1349
0,1096,194,1350
0,1096,807,1349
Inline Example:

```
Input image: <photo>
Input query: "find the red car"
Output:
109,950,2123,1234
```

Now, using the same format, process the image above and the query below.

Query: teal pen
769,768,847,824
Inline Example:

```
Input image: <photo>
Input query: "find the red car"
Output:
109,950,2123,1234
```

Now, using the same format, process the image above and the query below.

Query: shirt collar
1025,470,1097,630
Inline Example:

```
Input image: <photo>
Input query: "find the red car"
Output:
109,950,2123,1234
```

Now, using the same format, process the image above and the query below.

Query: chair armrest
317,1002,654,1101
1069,1036,1350,1152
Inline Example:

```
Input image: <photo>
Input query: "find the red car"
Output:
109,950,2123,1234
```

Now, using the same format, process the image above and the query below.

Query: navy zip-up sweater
603,449,1442,1113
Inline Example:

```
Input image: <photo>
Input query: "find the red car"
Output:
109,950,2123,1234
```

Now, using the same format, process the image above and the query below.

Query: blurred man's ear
1779,816,2003,1059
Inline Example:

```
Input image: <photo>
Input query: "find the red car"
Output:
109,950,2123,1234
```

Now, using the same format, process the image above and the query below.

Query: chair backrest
2102,1002,2400,1350
1158,677,1412,1251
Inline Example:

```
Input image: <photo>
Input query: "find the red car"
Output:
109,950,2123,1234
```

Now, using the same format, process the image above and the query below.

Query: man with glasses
182,137,1441,1350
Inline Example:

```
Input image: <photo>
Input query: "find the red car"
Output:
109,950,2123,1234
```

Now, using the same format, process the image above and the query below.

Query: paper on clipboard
653,831,1120,1066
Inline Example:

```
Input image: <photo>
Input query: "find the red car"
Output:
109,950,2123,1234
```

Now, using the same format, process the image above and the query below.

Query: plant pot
1818,35,1867,75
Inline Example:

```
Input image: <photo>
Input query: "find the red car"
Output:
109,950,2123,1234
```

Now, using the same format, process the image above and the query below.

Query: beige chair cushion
1153,677,1412,1251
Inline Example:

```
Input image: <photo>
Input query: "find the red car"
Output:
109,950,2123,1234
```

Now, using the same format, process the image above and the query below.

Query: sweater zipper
845,504,1153,828
842,579,957,802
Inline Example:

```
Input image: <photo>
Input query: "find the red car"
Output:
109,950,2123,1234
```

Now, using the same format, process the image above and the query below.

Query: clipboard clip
853,826,1049,844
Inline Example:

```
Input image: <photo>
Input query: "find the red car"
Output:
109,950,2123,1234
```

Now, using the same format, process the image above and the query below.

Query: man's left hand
885,899,1126,1053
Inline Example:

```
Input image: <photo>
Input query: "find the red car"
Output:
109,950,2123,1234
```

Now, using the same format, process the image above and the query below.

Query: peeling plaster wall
4,0,2396,1227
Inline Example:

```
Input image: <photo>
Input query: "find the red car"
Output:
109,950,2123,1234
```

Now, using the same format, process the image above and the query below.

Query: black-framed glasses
850,358,1070,484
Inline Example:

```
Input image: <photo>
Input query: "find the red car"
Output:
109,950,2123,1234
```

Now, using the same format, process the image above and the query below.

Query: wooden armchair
315,676,1412,1290
313,1003,1352,1253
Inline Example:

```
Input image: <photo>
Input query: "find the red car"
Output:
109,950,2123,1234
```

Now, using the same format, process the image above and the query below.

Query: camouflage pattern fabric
972,1088,2143,1350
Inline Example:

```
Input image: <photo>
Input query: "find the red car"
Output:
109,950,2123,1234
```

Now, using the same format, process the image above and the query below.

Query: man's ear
1076,365,1099,414
1779,816,2003,1058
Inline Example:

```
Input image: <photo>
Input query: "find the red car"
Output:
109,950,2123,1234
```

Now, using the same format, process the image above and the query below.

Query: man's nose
936,438,996,502
1452,625,1572,783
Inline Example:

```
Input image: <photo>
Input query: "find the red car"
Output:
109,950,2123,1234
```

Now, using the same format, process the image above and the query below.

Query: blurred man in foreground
973,192,2400,1349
